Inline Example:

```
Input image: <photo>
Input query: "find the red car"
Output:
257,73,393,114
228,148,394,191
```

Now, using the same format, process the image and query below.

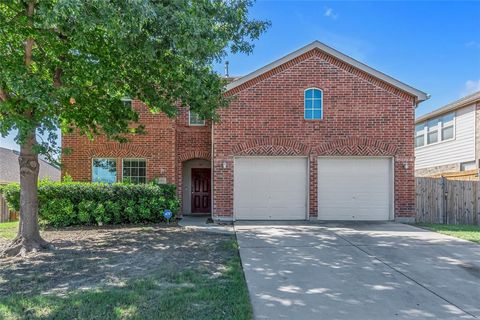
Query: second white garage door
234,157,308,220
317,157,392,220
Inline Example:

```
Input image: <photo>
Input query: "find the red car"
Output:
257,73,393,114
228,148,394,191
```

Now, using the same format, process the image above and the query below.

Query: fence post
477,181,480,226
441,176,447,224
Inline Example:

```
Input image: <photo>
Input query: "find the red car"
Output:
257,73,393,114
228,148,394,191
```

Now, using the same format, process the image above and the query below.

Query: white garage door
317,157,392,220
234,157,308,220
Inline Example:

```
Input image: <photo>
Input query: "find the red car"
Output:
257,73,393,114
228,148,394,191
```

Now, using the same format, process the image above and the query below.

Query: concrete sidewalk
178,215,233,234
235,222,480,320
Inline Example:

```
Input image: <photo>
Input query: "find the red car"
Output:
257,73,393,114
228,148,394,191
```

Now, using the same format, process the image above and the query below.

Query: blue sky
1,0,479,151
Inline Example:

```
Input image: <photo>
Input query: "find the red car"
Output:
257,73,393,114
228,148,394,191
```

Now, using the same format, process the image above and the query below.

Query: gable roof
0,147,61,184
416,91,480,123
226,40,429,103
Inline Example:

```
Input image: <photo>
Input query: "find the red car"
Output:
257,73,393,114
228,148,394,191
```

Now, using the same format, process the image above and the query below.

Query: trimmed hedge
0,182,179,227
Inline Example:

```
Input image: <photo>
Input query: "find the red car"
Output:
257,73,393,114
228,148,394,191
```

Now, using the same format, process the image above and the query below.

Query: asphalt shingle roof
0,147,60,184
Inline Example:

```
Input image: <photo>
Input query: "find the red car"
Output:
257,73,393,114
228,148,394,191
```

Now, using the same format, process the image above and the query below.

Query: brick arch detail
315,138,398,156
178,150,211,162
232,138,310,156
87,145,149,158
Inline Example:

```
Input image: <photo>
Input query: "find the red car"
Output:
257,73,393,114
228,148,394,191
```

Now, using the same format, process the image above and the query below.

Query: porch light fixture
222,161,227,169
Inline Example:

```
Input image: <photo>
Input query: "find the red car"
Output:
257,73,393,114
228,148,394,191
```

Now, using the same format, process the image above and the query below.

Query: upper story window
415,112,455,148
92,159,117,183
304,88,323,120
121,97,132,109
123,159,146,184
189,111,205,126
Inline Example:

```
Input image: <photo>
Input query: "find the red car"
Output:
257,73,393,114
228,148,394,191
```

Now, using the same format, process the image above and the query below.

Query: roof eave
415,92,480,123
226,40,428,102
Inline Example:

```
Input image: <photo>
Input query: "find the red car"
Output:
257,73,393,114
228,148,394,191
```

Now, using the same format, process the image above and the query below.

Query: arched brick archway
232,137,310,156
178,150,211,162
177,151,212,216
315,137,398,156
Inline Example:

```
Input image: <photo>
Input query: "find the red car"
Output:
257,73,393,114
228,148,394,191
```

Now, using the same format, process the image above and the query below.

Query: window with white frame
92,159,117,183
121,97,132,109
304,88,323,120
427,118,439,144
123,159,146,183
415,112,455,148
189,111,205,126
441,113,454,140
415,123,425,147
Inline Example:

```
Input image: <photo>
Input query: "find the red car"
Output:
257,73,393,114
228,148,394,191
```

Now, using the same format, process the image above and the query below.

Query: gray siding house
415,91,480,177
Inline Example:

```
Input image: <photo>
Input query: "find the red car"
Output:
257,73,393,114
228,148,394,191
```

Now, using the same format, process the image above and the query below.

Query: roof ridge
226,40,428,102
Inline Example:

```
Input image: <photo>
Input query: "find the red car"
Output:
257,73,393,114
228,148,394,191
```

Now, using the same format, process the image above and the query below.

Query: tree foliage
0,0,268,256
0,0,269,152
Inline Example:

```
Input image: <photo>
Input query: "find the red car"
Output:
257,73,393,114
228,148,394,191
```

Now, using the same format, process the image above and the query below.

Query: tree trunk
1,131,51,257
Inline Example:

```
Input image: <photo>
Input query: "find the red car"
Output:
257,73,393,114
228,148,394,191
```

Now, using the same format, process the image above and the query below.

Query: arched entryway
182,159,211,215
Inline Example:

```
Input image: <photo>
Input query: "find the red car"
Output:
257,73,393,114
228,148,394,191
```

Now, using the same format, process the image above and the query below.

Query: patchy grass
0,226,252,320
0,221,18,240
416,223,480,243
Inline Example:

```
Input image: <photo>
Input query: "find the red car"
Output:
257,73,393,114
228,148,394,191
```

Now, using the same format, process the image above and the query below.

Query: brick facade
62,46,418,220
62,100,177,184
62,101,212,214
212,49,416,220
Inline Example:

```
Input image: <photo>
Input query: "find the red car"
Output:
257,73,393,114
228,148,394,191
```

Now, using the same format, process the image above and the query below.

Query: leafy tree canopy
0,0,269,154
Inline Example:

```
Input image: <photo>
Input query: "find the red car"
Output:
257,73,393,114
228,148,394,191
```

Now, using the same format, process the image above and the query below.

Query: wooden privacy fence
416,177,480,225
0,193,12,223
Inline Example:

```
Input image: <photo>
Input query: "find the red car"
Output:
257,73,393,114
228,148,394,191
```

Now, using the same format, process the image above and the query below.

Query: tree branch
53,68,63,88
24,1,35,68
0,88,8,102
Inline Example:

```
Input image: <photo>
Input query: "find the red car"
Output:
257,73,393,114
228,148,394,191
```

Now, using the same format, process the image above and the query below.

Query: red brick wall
62,47,417,221
213,49,416,219
62,101,213,215
175,107,212,212
62,100,177,184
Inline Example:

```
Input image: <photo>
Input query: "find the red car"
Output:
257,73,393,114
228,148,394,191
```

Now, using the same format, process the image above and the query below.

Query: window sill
415,137,456,150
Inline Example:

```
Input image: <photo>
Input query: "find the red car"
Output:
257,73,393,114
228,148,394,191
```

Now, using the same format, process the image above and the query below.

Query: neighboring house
0,147,61,184
415,91,480,177
0,147,61,222
62,41,427,222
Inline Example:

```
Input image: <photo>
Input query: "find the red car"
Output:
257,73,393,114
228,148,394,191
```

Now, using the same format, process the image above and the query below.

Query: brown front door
191,168,211,213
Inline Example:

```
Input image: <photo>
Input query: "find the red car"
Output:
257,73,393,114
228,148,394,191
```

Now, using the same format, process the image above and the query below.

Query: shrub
39,198,75,227
78,200,95,224
0,182,180,227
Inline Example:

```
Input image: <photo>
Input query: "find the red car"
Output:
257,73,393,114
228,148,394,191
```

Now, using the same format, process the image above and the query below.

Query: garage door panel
234,157,307,220
318,157,392,221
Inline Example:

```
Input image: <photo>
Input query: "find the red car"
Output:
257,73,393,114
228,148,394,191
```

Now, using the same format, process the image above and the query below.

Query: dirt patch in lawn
0,224,235,297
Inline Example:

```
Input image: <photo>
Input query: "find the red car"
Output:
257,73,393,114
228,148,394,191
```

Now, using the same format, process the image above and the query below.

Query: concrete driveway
235,222,480,320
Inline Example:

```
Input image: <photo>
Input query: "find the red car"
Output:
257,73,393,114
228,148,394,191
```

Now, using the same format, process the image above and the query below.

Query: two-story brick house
62,41,428,222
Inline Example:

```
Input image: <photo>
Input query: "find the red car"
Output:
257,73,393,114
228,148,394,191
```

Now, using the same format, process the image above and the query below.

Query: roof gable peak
226,40,428,103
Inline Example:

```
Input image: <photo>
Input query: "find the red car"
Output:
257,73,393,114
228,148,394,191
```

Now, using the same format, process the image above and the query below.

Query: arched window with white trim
304,88,323,120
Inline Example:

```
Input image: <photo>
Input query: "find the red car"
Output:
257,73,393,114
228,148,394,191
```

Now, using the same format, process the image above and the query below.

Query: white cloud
461,80,480,97
466,41,480,49
324,8,338,20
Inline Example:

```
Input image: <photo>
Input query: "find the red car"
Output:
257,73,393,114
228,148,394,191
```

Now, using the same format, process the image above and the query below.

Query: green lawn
416,223,480,243
0,226,252,320
0,221,18,240
0,248,251,320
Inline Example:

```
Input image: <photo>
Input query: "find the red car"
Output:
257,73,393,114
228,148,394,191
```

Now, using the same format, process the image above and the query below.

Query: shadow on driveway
235,221,480,320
